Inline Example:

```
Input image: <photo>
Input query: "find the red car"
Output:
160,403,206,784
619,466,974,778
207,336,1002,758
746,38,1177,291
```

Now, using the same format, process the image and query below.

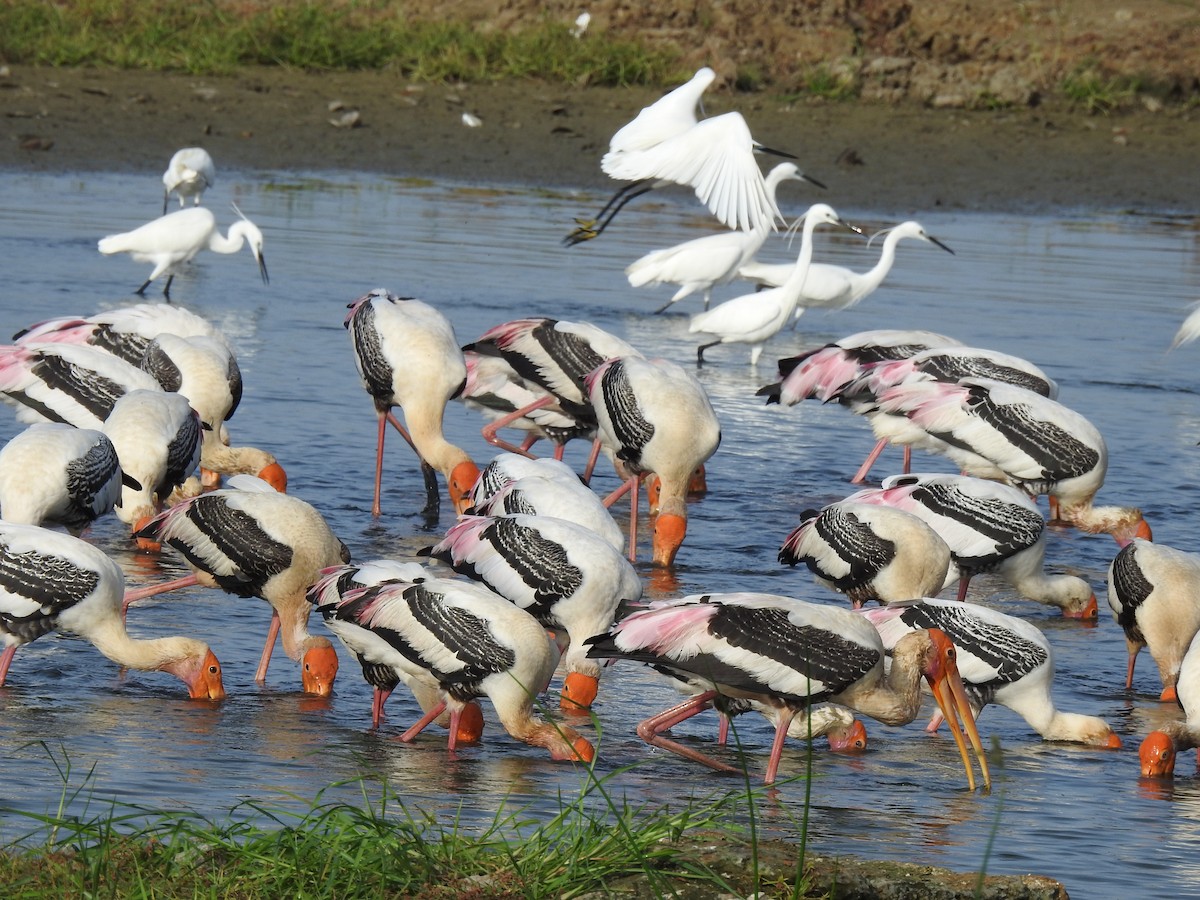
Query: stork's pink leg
581,438,603,484
372,413,387,517
0,644,17,686
371,686,393,728
636,691,738,774
255,609,282,683
902,445,912,475
956,574,971,602
763,707,798,785
850,439,889,484
385,410,418,451
1126,649,1139,690
627,476,641,563
480,397,556,458
399,699,448,743
601,477,635,508
122,573,200,621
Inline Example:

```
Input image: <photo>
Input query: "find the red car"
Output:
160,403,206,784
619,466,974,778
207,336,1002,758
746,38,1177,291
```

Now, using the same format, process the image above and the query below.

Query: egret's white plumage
162,147,215,213
689,204,857,365
98,206,268,298
565,67,789,244
625,163,822,313
737,220,953,320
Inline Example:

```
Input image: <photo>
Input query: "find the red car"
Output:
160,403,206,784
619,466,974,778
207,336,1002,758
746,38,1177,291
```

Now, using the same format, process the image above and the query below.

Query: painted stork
861,598,1120,746
0,522,224,699
129,479,350,695
422,512,641,709
308,560,485,741
844,473,1097,617
585,592,989,788
778,501,951,606
316,574,593,761
585,355,721,566
345,289,479,516
1109,538,1200,702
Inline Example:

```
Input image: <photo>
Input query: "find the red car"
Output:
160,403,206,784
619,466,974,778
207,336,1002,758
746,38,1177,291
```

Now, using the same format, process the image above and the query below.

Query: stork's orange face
922,629,991,792
448,460,481,515
257,461,288,493
651,512,687,567
560,672,600,710
827,719,868,753
133,514,162,552
302,645,339,696
1062,594,1099,619
455,701,485,744
1140,731,1176,778
165,648,225,701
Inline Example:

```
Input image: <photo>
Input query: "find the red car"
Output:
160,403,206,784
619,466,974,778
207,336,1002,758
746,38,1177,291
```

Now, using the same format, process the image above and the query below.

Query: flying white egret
98,205,268,298
162,147,215,214
564,66,794,245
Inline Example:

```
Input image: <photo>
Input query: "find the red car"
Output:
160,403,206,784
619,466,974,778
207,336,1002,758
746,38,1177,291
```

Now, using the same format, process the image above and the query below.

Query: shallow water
1,169,1200,897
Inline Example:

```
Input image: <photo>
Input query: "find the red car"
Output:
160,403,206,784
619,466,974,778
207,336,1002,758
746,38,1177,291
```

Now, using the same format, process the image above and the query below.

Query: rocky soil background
400,0,1199,108
3,0,1198,215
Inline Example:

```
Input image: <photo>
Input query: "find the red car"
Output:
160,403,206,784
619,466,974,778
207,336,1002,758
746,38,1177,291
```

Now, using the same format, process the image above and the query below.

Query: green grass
0,0,681,84
1061,65,1140,114
0,775,809,899
0,732,821,899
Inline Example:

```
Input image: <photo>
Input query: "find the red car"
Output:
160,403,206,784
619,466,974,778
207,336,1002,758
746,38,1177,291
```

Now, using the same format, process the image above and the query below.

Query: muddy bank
2,64,1198,216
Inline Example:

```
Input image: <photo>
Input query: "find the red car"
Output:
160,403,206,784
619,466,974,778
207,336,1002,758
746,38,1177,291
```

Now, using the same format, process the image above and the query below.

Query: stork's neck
277,608,331,664
87,616,196,673
1059,500,1144,543
837,634,926,725
200,440,277,478
1037,711,1114,745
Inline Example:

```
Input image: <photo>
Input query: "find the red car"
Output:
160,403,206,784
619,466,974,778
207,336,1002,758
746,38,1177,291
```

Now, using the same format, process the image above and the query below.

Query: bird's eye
208,665,219,675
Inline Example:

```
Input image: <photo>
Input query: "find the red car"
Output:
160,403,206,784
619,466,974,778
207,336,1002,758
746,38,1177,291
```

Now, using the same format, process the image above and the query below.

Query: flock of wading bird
5,67,1200,790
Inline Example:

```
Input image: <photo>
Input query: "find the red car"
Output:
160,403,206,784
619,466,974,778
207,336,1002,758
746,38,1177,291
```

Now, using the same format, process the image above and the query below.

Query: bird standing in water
98,205,268,298
345,289,479,517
